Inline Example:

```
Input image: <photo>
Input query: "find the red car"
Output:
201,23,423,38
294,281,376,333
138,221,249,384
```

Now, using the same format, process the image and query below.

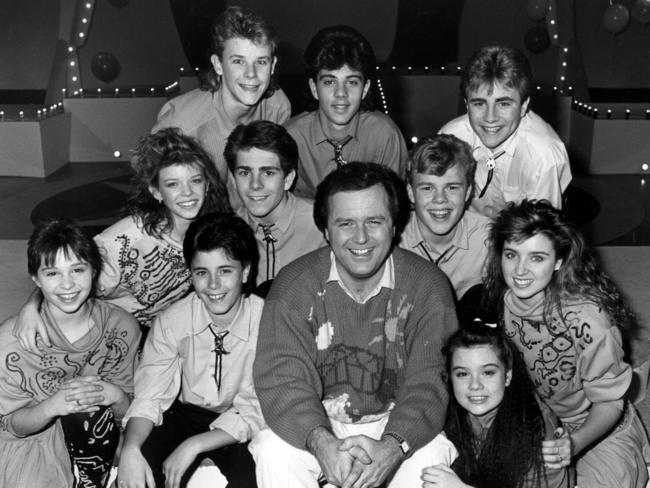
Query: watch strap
382,432,411,456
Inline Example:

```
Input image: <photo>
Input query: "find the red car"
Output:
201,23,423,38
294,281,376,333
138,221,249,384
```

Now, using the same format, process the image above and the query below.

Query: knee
249,429,295,467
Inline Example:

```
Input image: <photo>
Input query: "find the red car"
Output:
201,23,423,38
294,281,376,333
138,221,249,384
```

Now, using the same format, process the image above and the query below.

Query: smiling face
233,147,295,225
212,37,276,109
191,248,250,326
465,82,529,150
309,64,370,138
32,248,93,319
150,163,207,232
501,233,562,305
451,345,512,418
325,185,394,293
409,164,471,246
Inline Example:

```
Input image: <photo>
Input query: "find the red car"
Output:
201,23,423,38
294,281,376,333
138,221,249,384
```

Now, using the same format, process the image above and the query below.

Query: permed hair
224,120,298,176
313,162,410,241
303,25,376,111
407,133,478,200
28,218,102,291
461,45,533,103
183,212,259,296
126,128,231,239
443,322,546,488
199,5,279,96
483,199,635,330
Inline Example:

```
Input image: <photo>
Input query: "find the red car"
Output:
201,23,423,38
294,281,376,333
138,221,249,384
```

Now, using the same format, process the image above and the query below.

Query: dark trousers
60,406,120,488
141,400,257,488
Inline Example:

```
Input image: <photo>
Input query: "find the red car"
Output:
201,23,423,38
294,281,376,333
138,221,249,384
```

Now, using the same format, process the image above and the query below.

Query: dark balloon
91,52,121,83
603,3,630,34
632,0,650,24
524,26,550,54
526,0,549,21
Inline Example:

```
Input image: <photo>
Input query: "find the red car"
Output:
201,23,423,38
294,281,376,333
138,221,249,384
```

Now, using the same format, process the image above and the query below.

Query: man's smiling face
325,184,394,290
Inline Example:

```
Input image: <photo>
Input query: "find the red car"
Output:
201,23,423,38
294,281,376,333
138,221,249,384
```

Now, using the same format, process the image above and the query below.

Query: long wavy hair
444,323,546,488
483,199,635,330
125,128,231,239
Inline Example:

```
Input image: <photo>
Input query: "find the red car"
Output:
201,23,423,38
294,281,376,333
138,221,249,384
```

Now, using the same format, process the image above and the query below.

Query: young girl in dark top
421,323,570,488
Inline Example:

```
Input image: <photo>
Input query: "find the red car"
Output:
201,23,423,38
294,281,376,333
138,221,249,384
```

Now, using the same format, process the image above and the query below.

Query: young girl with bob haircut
484,199,649,487
15,128,232,348
0,218,140,487
421,322,570,488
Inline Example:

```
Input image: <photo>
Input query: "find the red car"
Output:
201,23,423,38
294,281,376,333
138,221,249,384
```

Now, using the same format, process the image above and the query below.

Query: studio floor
0,162,649,425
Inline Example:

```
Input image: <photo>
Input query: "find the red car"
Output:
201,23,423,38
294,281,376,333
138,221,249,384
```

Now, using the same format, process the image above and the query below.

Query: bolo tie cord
208,327,230,392
260,224,277,281
417,242,453,266
477,150,506,199
326,135,353,168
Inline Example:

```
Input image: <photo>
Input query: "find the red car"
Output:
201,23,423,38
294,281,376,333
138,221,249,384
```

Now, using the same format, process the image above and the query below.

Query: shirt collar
311,110,361,145
407,211,471,254
40,300,100,351
326,251,394,303
242,192,296,234
211,90,236,132
470,113,525,158
192,293,252,341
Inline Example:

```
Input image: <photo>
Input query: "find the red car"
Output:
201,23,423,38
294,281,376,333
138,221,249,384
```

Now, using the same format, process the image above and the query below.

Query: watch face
400,440,410,454
384,433,409,454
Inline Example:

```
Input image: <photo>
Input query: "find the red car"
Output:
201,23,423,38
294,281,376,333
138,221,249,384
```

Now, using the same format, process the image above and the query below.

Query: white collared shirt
326,251,395,304
124,292,265,442
439,110,571,217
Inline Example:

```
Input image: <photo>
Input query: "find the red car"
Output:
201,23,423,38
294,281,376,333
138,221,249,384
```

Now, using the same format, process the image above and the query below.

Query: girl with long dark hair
421,323,569,488
483,199,649,487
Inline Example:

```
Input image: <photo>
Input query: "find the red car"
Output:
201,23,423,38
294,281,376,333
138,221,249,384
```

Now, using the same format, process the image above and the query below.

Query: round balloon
632,0,650,24
603,3,630,34
524,26,550,54
91,52,121,83
526,0,550,21
108,0,130,6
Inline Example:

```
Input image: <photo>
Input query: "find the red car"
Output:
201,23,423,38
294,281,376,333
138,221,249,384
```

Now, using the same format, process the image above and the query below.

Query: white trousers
249,416,457,488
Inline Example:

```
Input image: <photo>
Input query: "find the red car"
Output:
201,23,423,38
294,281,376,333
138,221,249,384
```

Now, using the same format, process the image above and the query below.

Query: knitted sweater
253,247,458,451
503,291,631,424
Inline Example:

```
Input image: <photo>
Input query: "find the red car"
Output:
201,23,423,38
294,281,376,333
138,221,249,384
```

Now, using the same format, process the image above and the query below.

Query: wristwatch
382,432,410,456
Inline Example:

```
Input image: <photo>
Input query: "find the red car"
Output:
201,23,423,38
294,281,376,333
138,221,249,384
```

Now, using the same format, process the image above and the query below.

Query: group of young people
0,4,647,488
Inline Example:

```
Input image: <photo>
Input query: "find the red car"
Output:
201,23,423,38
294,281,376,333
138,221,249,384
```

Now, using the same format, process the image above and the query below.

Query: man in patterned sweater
251,163,458,487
